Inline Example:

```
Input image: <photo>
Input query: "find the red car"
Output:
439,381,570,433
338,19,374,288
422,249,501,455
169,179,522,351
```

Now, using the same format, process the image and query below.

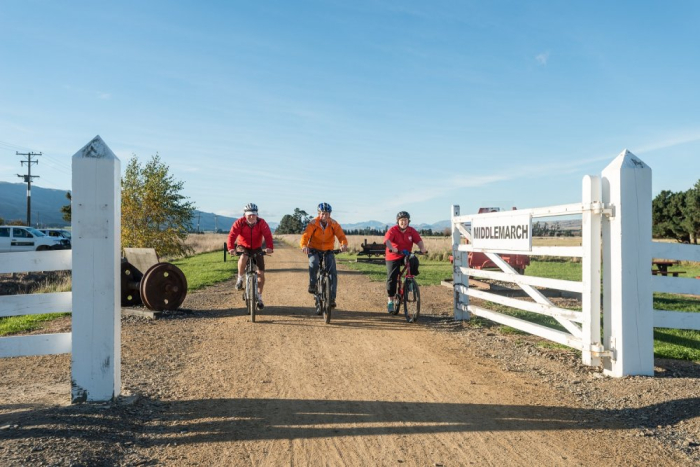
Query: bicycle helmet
318,202,332,213
396,211,410,221
244,203,258,214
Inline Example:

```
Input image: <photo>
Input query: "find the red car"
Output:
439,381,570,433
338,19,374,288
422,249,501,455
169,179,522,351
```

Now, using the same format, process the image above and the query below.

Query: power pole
16,151,42,226
214,215,218,233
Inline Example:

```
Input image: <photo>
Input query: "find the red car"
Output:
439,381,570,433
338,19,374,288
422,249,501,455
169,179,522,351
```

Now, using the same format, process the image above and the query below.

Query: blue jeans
309,251,337,301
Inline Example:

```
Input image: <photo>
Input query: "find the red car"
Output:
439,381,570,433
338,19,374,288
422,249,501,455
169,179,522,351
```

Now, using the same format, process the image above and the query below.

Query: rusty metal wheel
140,262,188,311
120,261,143,307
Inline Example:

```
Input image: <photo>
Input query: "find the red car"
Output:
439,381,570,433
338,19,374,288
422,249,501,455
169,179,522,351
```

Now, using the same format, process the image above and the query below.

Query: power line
16,151,42,226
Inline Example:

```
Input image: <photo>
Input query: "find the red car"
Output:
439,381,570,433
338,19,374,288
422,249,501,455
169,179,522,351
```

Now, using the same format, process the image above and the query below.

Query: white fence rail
452,175,605,367
650,242,700,330
452,150,700,377
0,250,72,356
0,135,121,402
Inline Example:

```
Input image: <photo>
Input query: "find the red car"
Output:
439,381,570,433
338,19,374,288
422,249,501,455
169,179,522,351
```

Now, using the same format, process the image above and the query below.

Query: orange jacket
300,217,348,251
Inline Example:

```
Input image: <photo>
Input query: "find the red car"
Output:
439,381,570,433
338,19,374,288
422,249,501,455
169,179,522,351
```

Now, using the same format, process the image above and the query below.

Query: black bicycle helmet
244,203,258,214
318,202,332,212
396,211,410,221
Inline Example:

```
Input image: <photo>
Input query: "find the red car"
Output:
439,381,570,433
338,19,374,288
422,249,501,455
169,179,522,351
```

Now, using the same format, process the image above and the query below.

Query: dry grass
276,234,583,261
182,233,229,256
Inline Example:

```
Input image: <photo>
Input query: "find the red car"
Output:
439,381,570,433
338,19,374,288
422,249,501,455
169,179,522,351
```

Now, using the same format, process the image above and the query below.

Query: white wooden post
71,135,121,402
581,175,602,366
452,205,469,320
601,150,653,377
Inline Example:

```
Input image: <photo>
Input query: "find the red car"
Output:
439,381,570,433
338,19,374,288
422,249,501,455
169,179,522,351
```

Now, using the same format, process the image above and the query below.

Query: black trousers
386,256,419,297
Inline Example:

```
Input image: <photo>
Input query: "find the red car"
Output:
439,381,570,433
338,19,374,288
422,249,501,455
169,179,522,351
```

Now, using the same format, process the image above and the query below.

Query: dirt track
0,243,698,466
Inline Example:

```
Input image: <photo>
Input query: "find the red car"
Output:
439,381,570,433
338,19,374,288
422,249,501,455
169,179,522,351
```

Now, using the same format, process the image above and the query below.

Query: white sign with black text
471,213,532,252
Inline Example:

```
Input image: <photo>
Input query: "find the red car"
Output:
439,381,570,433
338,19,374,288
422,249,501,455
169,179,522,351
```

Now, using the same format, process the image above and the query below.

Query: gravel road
0,243,698,466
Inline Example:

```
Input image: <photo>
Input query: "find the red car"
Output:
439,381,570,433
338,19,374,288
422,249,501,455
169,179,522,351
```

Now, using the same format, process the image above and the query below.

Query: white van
0,226,65,252
39,228,72,249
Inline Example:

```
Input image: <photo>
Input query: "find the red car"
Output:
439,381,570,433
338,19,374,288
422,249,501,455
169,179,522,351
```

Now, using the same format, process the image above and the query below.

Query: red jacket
227,217,274,251
384,225,422,261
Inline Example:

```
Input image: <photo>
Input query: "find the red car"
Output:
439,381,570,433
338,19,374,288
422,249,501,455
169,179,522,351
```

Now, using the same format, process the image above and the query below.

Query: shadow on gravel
3,396,699,446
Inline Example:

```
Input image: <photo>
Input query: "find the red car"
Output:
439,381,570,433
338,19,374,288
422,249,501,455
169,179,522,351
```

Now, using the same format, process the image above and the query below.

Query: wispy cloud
63,84,112,100
636,130,700,153
535,51,550,66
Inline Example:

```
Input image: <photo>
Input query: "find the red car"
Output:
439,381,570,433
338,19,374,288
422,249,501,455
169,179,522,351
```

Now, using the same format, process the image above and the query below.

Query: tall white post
601,150,653,377
451,205,469,320
71,136,121,402
581,175,602,366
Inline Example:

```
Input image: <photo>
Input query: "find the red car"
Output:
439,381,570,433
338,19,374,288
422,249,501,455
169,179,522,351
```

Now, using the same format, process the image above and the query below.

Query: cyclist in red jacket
384,211,426,313
227,203,274,309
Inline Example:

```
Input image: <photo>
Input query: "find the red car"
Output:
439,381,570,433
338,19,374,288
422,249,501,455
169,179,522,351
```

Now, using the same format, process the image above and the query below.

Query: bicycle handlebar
401,250,427,256
308,248,342,255
233,250,268,257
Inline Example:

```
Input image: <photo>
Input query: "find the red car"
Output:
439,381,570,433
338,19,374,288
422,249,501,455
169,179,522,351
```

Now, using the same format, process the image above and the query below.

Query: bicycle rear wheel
247,274,257,322
403,278,420,323
322,275,332,324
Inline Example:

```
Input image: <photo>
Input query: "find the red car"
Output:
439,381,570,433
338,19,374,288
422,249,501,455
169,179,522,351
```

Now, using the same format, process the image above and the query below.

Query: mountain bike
391,250,424,323
309,248,341,324
235,249,267,322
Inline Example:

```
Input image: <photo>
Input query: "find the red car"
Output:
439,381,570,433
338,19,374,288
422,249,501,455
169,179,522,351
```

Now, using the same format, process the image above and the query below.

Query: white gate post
71,136,121,402
601,150,653,377
581,175,602,366
452,205,469,320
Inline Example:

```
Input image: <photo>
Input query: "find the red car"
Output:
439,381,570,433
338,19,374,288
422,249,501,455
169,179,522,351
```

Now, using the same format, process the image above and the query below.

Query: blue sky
2,1,699,225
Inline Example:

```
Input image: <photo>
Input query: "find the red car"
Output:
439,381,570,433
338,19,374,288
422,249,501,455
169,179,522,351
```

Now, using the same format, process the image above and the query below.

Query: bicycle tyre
247,274,257,322
390,284,401,315
403,278,420,323
322,275,332,324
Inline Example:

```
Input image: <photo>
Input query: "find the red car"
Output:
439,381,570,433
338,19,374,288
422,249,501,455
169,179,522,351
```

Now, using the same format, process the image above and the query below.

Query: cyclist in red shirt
384,211,426,313
227,203,274,309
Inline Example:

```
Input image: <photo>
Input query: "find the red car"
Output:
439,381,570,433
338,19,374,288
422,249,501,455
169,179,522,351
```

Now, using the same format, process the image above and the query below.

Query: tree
121,154,196,257
276,208,313,234
652,189,690,243
60,192,72,222
682,180,700,244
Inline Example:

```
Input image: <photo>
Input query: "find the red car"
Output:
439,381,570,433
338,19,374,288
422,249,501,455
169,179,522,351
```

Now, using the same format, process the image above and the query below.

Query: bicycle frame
236,249,266,322
394,250,422,323
308,248,340,324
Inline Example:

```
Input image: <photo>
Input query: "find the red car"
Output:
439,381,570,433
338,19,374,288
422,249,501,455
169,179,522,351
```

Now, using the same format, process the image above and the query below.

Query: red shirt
227,217,274,251
384,225,422,261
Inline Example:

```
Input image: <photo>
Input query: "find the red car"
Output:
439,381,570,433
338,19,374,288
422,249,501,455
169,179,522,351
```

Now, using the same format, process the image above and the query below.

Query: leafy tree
0,216,3,225
276,208,313,234
682,180,700,244
121,154,196,257
652,190,690,243
60,192,72,222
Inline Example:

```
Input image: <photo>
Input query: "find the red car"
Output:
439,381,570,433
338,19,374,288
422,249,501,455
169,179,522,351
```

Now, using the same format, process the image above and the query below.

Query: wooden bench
357,239,386,264
651,270,685,277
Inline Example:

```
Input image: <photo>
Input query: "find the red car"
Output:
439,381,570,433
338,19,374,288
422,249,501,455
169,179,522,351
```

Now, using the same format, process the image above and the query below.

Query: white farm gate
0,135,121,402
451,150,700,377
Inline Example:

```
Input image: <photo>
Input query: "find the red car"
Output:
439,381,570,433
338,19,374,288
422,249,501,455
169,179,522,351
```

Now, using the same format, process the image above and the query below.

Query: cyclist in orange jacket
300,203,348,308
227,203,274,310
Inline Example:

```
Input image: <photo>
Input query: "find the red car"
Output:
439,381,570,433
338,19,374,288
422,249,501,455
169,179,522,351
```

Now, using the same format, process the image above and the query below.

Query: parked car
39,228,72,249
0,226,66,252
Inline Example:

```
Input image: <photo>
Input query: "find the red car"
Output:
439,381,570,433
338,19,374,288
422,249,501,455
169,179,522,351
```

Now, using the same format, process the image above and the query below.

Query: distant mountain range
0,181,450,233
0,182,243,231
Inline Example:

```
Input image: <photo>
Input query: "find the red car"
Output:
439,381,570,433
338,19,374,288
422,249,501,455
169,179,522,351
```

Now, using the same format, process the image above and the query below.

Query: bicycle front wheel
247,274,257,322
322,275,332,324
403,278,420,323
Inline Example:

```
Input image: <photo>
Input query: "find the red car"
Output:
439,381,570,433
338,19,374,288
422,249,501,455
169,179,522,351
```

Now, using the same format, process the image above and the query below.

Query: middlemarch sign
471,212,532,252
